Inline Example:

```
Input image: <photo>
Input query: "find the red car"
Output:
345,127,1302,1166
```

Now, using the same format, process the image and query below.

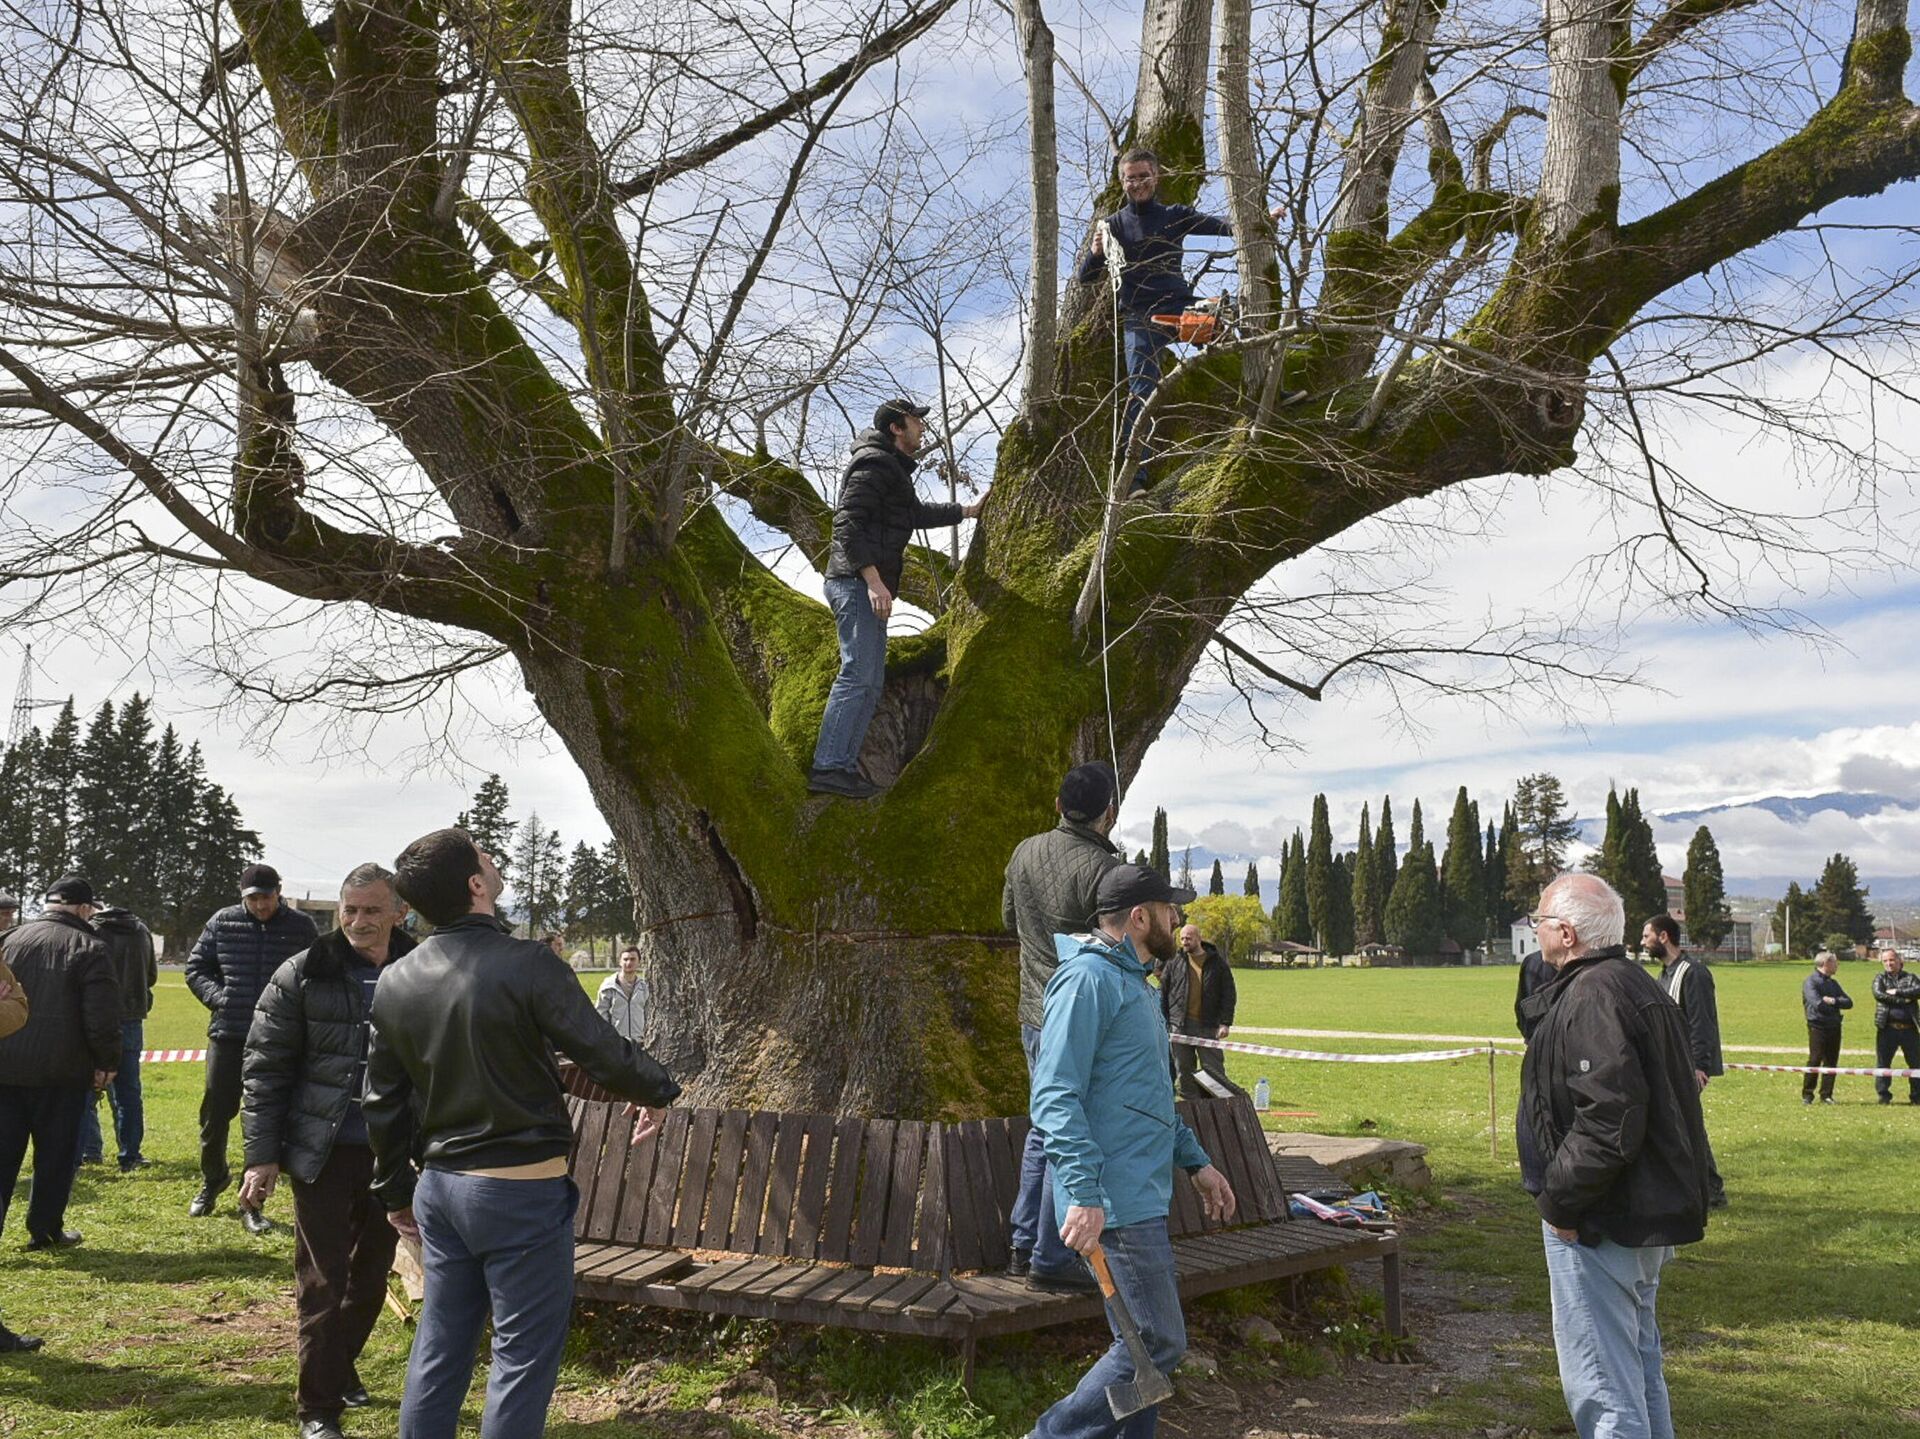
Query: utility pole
8,645,34,747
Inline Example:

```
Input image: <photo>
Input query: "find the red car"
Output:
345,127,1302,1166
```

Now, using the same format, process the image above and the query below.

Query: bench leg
960,1335,978,1393
1382,1250,1405,1337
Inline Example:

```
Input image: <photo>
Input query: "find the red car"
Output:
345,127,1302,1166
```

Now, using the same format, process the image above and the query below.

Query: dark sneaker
1879,1095,1893,1105
342,1374,371,1407
0,1324,44,1353
1005,1248,1031,1279
119,1157,153,1172
807,767,880,799
1801,1093,1813,1105
299,1420,346,1439
241,1207,274,1236
1708,1194,1729,1210
1026,1264,1097,1294
189,1185,223,1217
26,1231,82,1251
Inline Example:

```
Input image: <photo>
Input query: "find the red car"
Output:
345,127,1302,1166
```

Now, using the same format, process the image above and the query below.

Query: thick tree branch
1012,0,1059,412
1629,0,1766,79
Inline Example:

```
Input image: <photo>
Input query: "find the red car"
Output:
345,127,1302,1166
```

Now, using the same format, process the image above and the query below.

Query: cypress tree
1243,861,1260,897
1351,803,1380,946
1620,788,1668,939
1498,800,1526,918
1406,797,1425,857
1134,848,1149,868
1150,808,1170,880
1384,841,1444,955
1440,786,1485,948
1208,858,1225,896
1305,794,1335,950
1327,850,1357,956
1375,796,1398,897
1274,831,1311,945
1483,818,1503,943
1178,846,1194,892
1682,825,1733,952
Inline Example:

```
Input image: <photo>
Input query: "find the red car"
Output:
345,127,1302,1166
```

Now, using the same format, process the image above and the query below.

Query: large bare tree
2,0,1917,1115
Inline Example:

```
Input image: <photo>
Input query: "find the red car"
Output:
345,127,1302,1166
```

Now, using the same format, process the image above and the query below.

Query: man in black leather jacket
808,401,986,798
1870,948,1920,1104
366,828,680,1439
240,864,416,1439
1518,873,1709,1439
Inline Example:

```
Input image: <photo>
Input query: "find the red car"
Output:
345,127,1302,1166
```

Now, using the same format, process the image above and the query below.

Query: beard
1144,909,1179,962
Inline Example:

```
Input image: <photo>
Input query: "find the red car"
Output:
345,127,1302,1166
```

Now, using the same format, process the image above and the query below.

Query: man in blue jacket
185,863,318,1232
1027,864,1236,1438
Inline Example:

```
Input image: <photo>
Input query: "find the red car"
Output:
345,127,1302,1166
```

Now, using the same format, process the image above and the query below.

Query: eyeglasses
1526,914,1566,929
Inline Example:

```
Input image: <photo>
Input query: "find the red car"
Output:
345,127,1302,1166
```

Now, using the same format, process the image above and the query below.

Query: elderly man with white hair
1517,872,1710,1439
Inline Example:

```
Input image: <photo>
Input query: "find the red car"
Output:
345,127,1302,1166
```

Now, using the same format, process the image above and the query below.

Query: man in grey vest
1646,914,1726,1208
1000,762,1120,1287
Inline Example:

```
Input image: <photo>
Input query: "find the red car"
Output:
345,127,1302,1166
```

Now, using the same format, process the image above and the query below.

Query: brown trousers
291,1141,398,1422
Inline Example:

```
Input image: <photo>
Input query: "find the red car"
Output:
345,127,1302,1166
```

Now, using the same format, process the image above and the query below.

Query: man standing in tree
241,864,415,1439
366,829,681,1439
1160,923,1245,1100
1520,874,1708,1439
1647,914,1726,1208
1870,948,1920,1105
1801,951,1851,1105
1028,863,1236,1438
186,863,319,1233
1001,762,1121,1287
808,401,986,799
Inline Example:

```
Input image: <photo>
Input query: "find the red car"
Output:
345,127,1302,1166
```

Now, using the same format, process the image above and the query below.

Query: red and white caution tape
1170,1033,1489,1064
138,1049,208,1063
1724,1060,1920,1078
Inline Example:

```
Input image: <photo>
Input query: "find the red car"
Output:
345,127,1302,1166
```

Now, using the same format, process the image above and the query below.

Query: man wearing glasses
1517,873,1710,1439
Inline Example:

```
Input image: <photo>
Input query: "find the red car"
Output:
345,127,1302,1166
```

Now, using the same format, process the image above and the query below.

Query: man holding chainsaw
1027,863,1237,1438
1077,149,1249,491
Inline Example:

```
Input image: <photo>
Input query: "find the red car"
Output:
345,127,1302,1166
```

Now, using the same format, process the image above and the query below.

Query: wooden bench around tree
561,1079,1402,1381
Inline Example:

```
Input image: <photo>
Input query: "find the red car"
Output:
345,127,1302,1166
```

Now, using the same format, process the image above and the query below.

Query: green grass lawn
1,964,1914,1437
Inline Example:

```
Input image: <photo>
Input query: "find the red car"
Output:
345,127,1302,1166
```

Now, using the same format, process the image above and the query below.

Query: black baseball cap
45,874,95,905
1058,762,1117,823
1094,863,1195,914
240,863,282,896
874,398,930,433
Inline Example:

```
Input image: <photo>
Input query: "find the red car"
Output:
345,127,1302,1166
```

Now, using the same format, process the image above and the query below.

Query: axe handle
1087,1244,1120,1300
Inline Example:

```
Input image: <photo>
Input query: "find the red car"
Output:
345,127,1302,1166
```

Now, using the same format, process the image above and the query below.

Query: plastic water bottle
1254,1077,1270,1111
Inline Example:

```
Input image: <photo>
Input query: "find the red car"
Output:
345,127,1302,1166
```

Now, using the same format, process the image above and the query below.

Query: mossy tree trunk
8,0,1920,1116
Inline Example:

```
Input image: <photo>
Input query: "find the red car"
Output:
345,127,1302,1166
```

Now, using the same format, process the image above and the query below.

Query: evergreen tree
1327,850,1357,957
1351,803,1381,946
1242,861,1260,897
1588,785,1626,889
1619,788,1668,939
1374,796,1398,897
563,842,605,961
1507,773,1577,910
1682,825,1732,952
1274,831,1311,945
0,730,39,899
1306,793,1335,950
1149,808,1170,880
1208,858,1225,896
30,699,79,890
456,773,517,878
1440,786,1486,948
1406,797,1425,856
1483,817,1504,942
71,697,120,887
1134,848,1149,868
186,767,262,938
146,724,199,938
1496,802,1523,922
1178,846,1194,892
1773,881,1807,957
595,840,637,945
510,812,567,933
1809,852,1874,946
1384,841,1445,954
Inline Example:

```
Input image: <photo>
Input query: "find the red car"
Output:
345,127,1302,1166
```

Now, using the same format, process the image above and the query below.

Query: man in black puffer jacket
1519,873,1709,1439
241,864,412,1439
185,862,318,1230
808,401,986,798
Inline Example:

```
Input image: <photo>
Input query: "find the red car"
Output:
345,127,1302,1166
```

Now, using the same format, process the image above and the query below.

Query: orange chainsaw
1149,291,1236,347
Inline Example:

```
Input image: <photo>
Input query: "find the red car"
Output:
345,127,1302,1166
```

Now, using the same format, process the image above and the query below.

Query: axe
1086,1244,1175,1420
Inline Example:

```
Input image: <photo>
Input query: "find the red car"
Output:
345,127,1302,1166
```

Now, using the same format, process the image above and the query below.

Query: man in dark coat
1519,873,1709,1439
1513,946,1554,1193
186,862,319,1230
366,828,681,1439
1000,762,1120,1284
77,902,156,1170
1647,913,1726,1208
1801,951,1852,1103
807,401,986,798
0,874,118,1253
1870,948,1920,1104
241,863,414,1439
1161,923,1246,1100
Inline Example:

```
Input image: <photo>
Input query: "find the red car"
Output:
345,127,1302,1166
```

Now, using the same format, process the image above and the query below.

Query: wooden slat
957,1121,1006,1270
912,1123,950,1272
760,1260,851,1305
614,1114,662,1245
979,1117,1022,1225
1224,1098,1284,1222
1188,1101,1236,1230
848,1118,897,1269
700,1110,752,1249
758,1113,809,1256
788,1115,837,1261
816,1116,866,1263
576,1249,693,1293
585,1116,635,1242
878,1121,926,1270
671,1108,723,1248
570,1102,610,1239
694,1258,789,1299
942,1125,985,1272
865,1273,939,1316
729,1112,779,1253
641,1108,692,1247
738,1258,806,1300
905,1279,963,1320
673,1257,764,1295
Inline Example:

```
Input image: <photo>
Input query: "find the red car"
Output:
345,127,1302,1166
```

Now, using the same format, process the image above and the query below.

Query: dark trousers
1171,1025,1249,1102
293,1142,397,1422
198,1036,246,1196
1875,1025,1920,1102
0,1083,88,1242
1804,1024,1842,1100
78,1020,145,1166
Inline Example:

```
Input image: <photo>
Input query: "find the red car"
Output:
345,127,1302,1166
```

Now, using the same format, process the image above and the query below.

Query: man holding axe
1027,864,1237,1436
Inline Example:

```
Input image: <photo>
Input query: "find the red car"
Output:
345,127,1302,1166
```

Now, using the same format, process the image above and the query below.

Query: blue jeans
79,1021,144,1166
1120,326,1166,472
1542,1222,1674,1439
810,573,887,775
1010,1025,1076,1274
402,1170,579,1439
1032,1218,1185,1439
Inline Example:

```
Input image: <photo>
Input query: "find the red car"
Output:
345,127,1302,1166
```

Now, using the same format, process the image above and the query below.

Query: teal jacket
1031,930,1211,1227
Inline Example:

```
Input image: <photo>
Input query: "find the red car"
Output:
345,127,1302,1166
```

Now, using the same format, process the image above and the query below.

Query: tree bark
1013,0,1060,413
1537,0,1631,244
1213,0,1274,398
